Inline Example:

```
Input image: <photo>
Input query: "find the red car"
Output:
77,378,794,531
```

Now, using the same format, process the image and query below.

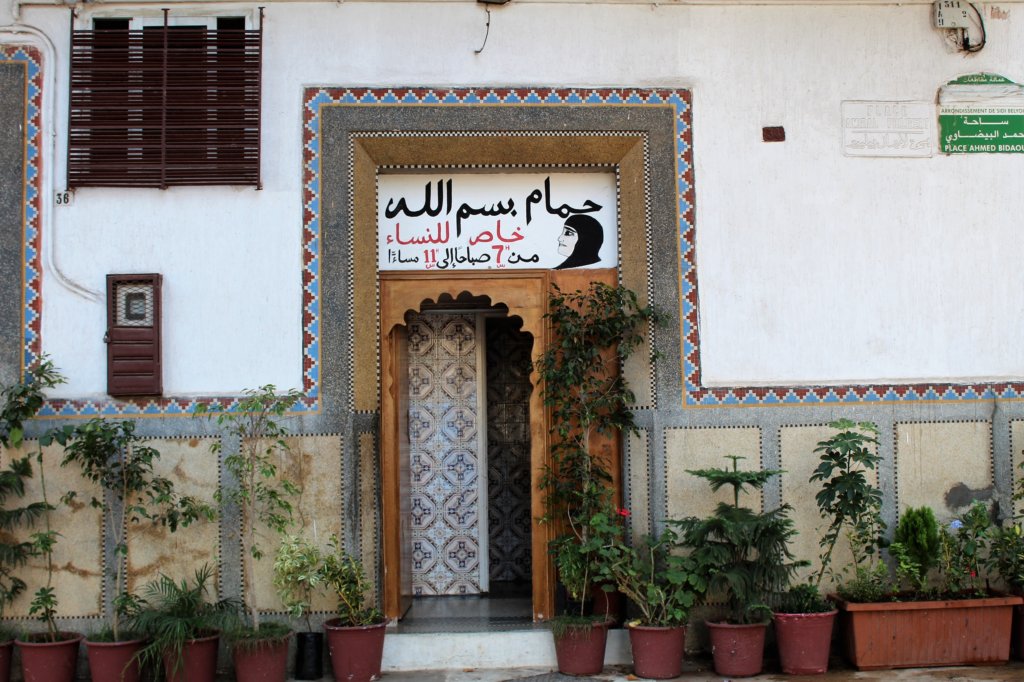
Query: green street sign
938,73,1024,154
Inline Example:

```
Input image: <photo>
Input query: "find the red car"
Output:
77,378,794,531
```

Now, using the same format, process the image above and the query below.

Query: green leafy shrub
890,506,940,593
673,456,800,624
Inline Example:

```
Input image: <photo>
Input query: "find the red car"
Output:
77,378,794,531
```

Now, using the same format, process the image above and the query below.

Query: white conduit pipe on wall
0,22,99,301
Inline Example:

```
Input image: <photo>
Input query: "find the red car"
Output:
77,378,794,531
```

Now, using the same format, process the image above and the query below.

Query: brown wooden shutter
106,274,162,396
68,12,263,188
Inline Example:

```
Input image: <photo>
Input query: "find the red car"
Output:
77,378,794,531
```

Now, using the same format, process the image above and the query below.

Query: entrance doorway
379,269,619,621
404,309,533,599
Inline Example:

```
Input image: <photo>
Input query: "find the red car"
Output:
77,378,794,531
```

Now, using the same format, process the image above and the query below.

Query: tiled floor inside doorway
394,582,538,633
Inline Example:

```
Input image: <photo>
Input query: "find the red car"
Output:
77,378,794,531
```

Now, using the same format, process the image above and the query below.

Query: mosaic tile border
3,47,43,381
19,85,1012,414
304,86,1022,408
306,86,684,415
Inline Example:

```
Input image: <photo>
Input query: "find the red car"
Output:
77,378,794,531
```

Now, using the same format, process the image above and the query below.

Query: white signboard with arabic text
378,172,618,271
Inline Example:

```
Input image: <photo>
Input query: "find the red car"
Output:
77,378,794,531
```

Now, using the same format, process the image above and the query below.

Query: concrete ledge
382,629,631,671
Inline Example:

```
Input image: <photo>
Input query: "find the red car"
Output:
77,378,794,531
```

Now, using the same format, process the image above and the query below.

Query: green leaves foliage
536,283,658,616
60,417,214,640
320,536,383,627
673,456,800,624
0,358,67,639
273,535,327,631
605,527,706,627
196,385,302,632
809,419,886,588
131,564,241,678
890,506,940,592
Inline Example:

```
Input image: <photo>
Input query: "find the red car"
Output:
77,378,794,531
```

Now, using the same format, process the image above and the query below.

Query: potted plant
835,499,1021,669
772,582,836,675
196,385,302,681
535,283,658,676
60,418,213,682
273,535,327,680
673,455,800,678
989,462,1024,659
320,536,386,682
0,360,70,682
131,564,240,682
606,526,706,679
4,360,83,682
772,418,884,676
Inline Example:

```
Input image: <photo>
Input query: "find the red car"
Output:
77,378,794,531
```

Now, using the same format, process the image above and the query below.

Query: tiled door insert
485,318,533,585
407,313,484,595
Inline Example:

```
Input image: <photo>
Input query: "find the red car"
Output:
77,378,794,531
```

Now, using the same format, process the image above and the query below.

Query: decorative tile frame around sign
303,86,1023,408
18,83,1022,412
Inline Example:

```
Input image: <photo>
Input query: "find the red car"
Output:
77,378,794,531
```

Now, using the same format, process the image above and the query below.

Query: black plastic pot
293,631,323,680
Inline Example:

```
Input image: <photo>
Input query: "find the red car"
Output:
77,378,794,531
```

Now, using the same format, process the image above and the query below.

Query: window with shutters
69,11,262,188
106,274,162,397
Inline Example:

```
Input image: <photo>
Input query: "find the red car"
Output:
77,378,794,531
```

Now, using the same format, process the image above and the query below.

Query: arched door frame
379,270,554,620
379,267,620,621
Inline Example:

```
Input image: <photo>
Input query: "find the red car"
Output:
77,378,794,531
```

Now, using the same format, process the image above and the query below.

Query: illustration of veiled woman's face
557,225,578,256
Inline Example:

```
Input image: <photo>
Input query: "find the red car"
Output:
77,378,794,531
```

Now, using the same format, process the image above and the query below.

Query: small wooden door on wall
105,274,162,396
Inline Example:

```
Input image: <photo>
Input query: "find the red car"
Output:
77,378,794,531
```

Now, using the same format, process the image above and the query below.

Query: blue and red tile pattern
16,83,1019,414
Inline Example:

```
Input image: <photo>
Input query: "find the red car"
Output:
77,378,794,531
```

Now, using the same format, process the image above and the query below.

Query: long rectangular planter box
833,593,1024,670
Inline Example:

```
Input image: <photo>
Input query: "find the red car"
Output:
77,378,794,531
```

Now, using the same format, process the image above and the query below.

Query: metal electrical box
933,0,972,29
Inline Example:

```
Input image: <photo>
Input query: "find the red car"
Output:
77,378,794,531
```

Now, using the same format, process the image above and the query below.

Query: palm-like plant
131,565,240,677
673,456,800,624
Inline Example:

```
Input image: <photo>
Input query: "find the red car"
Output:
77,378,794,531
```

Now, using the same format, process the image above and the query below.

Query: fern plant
673,456,800,624
131,564,240,677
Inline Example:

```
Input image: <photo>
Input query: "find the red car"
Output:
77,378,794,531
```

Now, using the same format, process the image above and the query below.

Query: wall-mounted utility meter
933,0,972,28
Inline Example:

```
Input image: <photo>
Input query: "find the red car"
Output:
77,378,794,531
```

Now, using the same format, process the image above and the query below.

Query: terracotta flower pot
293,631,323,680
161,632,219,682
324,619,386,682
232,633,290,682
706,621,766,678
552,619,609,676
834,592,1022,670
15,632,83,682
627,624,685,679
773,610,836,675
0,639,11,682
85,638,144,682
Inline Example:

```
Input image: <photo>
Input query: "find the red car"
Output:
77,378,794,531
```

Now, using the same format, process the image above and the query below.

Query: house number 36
54,190,73,206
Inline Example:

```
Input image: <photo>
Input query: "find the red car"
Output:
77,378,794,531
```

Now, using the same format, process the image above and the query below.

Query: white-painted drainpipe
0,22,100,301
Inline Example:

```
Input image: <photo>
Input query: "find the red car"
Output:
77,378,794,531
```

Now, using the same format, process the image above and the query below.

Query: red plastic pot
0,639,11,682
552,619,609,676
161,632,219,682
15,632,83,682
627,624,685,679
324,619,386,682
773,610,836,675
85,638,144,682
706,621,766,678
232,633,290,682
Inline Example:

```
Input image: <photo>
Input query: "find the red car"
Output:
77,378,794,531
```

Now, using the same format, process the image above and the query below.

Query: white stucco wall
4,0,1023,397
